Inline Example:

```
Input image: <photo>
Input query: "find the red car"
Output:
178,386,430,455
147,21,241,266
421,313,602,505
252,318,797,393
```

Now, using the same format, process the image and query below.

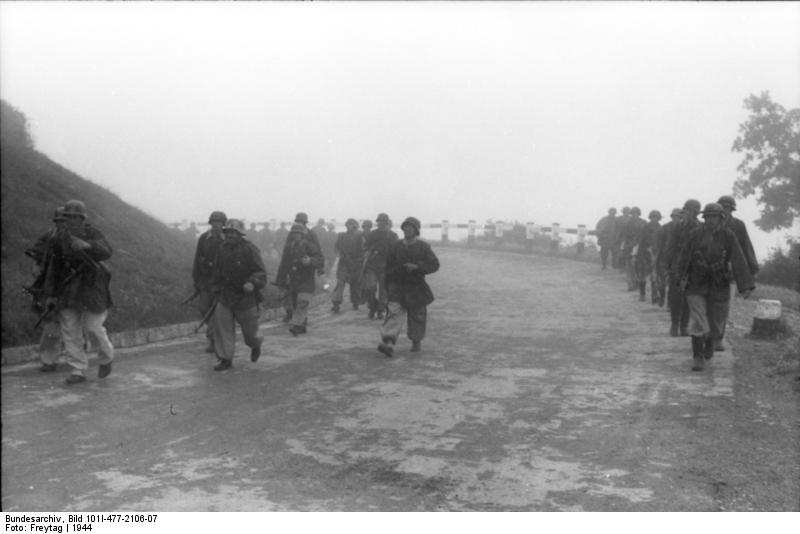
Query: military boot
691,337,705,371
704,338,715,360
282,309,293,323
410,341,421,353
670,322,679,337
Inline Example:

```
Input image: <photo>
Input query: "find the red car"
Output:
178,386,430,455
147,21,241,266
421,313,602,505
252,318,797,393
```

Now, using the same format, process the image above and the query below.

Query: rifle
194,299,218,334
34,304,56,329
181,288,201,305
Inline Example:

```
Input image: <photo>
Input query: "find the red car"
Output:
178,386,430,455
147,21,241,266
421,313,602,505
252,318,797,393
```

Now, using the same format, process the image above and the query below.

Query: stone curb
1,292,329,367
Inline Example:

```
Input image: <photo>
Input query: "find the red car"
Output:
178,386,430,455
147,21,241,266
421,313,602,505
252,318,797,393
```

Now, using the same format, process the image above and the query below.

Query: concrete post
751,299,784,339
468,220,476,247
576,224,587,255
550,223,560,254
442,219,450,244
526,222,537,253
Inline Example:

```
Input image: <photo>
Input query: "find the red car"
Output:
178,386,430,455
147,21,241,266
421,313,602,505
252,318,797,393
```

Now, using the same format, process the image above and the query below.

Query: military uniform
330,219,364,312
276,224,324,335
378,217,440,357
613,208,631,271
663,200,702,336
675,203,754,371
595,209,617,270
362,213,399,319
210,220,266,369
635,211,661,302
193,211,227,352
42,200,114,384
623,208,646,291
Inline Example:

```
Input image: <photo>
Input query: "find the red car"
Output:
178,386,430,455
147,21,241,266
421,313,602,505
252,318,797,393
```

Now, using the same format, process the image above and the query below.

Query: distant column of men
595,195,758,372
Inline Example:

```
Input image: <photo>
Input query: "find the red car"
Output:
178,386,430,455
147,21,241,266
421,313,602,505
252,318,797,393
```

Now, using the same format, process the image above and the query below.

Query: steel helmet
622,206,631,215
701,203,725,217
401,216,421,236
52,207,66,222
222,219,246,235
608,207,617,215
648,209,662,220
294,212,309,224
63,200,87,219
361,220,373,230
670,208,683,218
345,218,359,228
630,206,641,216
376,213,390,223
683,199,701,213
717,195,737,211
208,211,227,224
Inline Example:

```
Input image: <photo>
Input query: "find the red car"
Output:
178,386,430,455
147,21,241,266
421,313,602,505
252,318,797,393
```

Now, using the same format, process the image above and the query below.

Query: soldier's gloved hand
243,282,254,293
70,237,91,251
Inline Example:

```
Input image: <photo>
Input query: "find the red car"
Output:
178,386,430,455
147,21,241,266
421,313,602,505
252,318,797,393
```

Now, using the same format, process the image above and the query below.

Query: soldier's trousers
686,290,730,341
667,275,689,329
600,245,611,269
212,302,261,362
59,308,114,376
380,301,427,343
331,268,361,306
362,269,388,312
38,319,62,365
290,291,313,328
197,288,216,344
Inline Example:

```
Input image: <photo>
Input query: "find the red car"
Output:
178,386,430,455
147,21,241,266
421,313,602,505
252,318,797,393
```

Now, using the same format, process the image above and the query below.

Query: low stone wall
1,293,328,366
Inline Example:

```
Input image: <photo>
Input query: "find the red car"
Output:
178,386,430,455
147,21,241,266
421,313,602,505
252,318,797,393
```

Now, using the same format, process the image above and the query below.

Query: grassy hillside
1,100,200,348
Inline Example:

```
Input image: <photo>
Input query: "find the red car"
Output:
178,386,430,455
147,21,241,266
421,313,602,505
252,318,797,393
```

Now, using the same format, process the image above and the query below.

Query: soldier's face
704,214,722,228
64,214,84,232
402,225,416,239
210,221,224,232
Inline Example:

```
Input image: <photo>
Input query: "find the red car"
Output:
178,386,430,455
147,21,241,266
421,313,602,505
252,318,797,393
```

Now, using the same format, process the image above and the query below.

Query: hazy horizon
1,1,798,258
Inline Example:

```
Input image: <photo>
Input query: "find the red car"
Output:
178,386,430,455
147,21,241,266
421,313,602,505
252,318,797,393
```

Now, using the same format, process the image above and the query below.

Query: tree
731,92,800,232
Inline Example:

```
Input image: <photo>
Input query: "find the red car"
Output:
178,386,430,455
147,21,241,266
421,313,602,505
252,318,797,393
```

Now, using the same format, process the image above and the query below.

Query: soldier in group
192,211,227,353
42,200,114,385
613,207,631,271
330,218,365,313
715,195,759,351
622,207,646,291
655,208,682,308
635,210,662,303
377,217,440,357
595,207,617,270
276,223,324,336
209,219,266,371
664,199,702,336
26,207,67,372
675,203,754,371
274,222,289,256
362,213,399,320
277,213,320,323
259,222,275,258
361,219,373,236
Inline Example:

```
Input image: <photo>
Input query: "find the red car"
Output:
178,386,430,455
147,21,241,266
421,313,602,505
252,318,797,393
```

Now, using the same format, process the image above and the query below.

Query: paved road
0,247,772,511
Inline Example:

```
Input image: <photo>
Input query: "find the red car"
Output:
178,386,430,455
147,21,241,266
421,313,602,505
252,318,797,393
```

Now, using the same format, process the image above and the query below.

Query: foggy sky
1,1,798,258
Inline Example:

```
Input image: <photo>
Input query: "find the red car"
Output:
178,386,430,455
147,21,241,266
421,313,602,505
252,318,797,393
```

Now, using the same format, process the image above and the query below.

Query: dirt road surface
2,247,798,511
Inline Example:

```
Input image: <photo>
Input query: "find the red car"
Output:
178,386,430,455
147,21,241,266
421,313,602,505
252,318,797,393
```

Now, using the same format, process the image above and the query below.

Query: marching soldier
675,203,754,371
595,207,617,270
362,213,398,319
623,207,646,292
377,217,440,357
635,210,662,303
656,208,682,308
209,219,266,371
42,200,114,385
276,223,324,336
26,207,67,372
715,195,759,351
614,207,631,271
664,199,702,336
330,218,365,313
192,210,227,353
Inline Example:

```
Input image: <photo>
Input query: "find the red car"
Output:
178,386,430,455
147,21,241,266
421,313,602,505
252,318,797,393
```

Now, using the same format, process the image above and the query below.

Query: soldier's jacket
192,230,225,290
335,231,364,275
276,235,324,294
43,224,113,313
664,216,701,275
655,220,676,272
364,228,399,272
384,239,440,309
212,237,267,310
675,224,754,295
595,215,616,247
635,220,660,276
622,216,646,253
724,215,759,276
613,214,630,247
